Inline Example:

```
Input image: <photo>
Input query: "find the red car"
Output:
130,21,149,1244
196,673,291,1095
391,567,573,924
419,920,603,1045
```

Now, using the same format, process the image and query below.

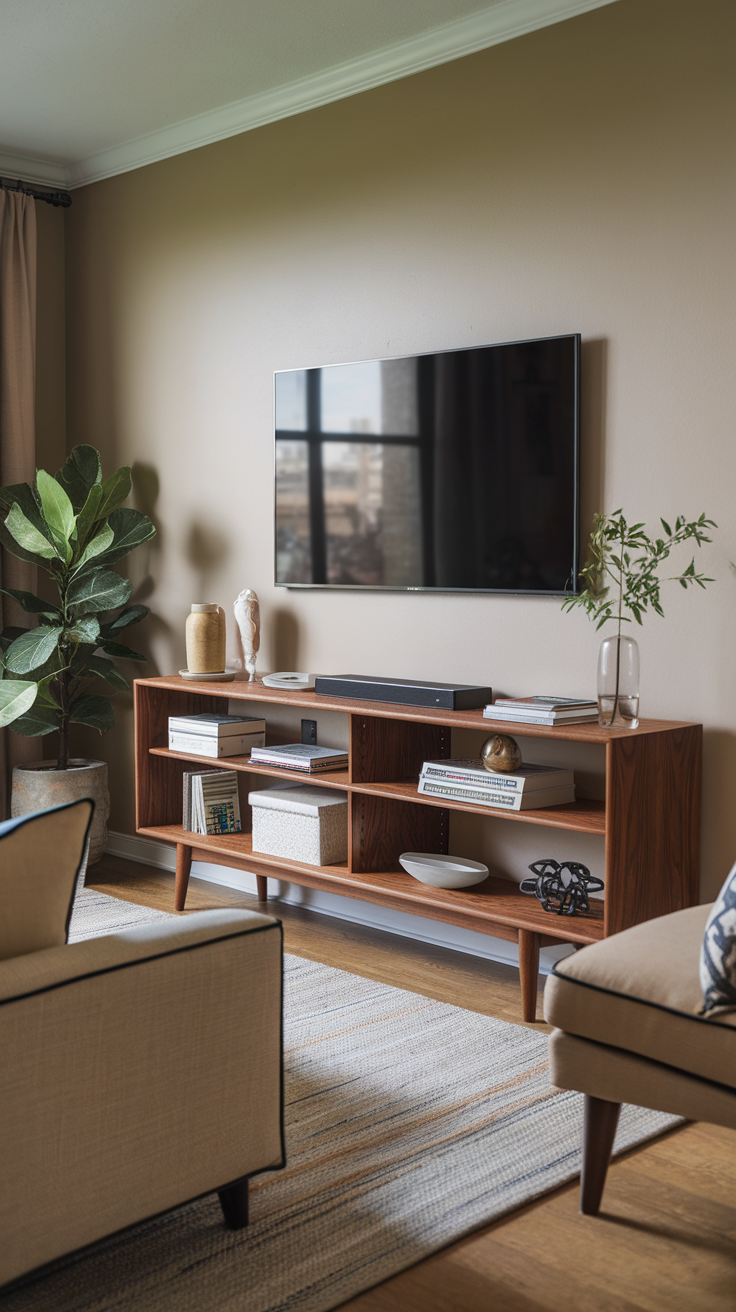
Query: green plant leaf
33,671,63,708
96,508,156,566
0,679,38,727
73,522,114,570
4,503,59,561
69,693,116,733
5,625,63,674
100,604,148,637
67,616,101,645
36,469,75,562
94,466,132,521
100,639,147,662
55,445,102,511
0,587,61,619
67,568,132,615
0,481,54,556
74,484,104,550
10,702,60,736
85,655,130,691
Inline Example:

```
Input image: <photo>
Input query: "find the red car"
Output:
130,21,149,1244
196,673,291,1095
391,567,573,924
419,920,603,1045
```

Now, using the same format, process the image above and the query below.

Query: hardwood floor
89,854,736,1312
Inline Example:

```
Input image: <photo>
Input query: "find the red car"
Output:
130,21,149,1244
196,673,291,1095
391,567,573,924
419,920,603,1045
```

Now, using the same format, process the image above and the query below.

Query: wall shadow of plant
185,520,231,605
118,461,170,678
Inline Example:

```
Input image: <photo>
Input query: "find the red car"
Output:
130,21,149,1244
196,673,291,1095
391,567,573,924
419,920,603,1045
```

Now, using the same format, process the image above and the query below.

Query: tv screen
274,333,579,593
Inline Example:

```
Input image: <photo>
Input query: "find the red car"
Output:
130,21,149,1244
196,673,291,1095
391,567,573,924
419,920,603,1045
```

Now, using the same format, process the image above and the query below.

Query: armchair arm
0,908,283,1286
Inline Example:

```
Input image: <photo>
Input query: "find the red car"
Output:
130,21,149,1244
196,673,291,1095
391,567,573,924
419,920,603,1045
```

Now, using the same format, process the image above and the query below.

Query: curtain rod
0,177,71,208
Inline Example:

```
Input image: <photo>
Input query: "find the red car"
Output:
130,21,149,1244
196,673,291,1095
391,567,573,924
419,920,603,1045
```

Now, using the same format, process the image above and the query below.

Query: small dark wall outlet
301,719,317,746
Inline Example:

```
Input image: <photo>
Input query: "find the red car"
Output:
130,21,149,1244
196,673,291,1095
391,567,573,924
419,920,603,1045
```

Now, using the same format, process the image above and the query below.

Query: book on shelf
484,697,598,725
249,744,348,772
183,769,241,835
417,777,576,810
420,759,574,794
169,712,266,736
495,697,597,711
168,729,265,757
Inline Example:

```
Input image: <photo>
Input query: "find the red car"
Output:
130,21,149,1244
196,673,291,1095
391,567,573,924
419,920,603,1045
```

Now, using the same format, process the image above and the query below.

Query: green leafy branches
563,510,716,632
0,445,156,767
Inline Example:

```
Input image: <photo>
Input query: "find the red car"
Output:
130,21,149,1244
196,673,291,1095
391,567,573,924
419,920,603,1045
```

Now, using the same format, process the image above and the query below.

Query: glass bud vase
597,634,640,728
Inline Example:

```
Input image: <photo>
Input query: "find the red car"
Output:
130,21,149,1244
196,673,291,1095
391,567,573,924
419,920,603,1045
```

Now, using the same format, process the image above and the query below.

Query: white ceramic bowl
261,672,315,690
399,852,489,889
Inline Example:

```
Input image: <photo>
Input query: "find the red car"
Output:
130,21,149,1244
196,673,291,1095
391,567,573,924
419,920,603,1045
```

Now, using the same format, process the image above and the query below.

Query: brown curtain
0,191,40,818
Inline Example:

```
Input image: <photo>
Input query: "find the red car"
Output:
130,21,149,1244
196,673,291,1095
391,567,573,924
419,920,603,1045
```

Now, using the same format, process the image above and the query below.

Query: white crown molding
0,150,71,189
5,0,619,191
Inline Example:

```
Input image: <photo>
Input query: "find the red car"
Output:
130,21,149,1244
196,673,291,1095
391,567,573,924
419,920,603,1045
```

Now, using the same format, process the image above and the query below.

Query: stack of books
418,759,576,811
168,712,266,758
483,696,598,726
183,769,242,834
249,743,348,773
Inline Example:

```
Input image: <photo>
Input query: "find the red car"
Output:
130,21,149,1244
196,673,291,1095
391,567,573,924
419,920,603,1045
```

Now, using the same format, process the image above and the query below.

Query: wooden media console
134,675,702,1021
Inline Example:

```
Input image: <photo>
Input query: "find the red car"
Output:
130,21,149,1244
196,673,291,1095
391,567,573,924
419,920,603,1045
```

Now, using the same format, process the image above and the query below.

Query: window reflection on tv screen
275,335,579,593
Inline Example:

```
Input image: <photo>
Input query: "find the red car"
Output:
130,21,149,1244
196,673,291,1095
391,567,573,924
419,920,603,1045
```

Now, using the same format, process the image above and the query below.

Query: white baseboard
105,830,573,975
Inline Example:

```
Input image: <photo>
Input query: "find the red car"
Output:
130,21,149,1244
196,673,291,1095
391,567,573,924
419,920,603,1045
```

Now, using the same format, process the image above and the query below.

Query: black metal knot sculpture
519,860,604,916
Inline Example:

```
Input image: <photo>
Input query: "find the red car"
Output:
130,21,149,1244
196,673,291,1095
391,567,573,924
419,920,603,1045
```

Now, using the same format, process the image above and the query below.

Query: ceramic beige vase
185,603,226,673
11,759,110,866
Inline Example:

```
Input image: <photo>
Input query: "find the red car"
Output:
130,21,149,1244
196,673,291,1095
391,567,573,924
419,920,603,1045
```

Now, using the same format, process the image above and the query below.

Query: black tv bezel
274,332,580,596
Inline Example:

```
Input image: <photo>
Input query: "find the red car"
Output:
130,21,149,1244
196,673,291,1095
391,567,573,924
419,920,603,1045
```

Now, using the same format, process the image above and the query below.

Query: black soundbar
314,675,492,710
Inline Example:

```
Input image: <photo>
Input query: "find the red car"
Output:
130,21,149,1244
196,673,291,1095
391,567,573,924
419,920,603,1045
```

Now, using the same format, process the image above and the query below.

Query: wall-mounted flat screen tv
275,333,580,593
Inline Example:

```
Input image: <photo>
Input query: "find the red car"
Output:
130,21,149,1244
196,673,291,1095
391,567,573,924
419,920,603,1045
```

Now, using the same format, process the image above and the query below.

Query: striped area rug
6,891,677,1312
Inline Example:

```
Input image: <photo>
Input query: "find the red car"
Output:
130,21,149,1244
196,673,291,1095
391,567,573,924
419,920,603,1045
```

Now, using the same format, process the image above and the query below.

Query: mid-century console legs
218,1177,249,1229
518,929,541,1022
580,1094,621,1215
173,843,268,911
174,843,192,912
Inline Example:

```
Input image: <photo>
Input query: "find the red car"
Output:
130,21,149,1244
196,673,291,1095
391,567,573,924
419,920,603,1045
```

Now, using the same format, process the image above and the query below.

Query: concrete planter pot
11,759,110,866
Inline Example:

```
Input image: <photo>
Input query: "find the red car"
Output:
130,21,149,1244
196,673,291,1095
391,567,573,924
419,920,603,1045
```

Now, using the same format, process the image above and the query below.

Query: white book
483,706,598,725
250,744,348,768
417,778,576,810
169,730,265,757
190,770,241,834
421,759,574,793
168,712,266,738
184,769,225,832
494,696,597,711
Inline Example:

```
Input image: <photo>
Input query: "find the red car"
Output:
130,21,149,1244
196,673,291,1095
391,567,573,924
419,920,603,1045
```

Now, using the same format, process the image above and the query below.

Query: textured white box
248,785,348,866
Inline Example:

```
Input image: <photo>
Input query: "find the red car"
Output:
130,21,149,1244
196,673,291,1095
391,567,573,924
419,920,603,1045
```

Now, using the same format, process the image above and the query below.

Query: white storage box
248,785,348,866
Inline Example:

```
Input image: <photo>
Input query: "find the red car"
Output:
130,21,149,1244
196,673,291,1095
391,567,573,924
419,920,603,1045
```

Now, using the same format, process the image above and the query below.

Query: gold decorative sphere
481,733,522,774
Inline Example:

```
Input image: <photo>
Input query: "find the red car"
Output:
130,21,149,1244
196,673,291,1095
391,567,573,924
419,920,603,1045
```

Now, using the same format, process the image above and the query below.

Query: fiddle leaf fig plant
0,445,156,769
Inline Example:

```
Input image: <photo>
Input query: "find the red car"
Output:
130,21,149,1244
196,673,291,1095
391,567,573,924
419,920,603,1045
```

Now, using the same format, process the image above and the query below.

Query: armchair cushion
0,798,93,961
0,906,283,1286
544,903,736,1090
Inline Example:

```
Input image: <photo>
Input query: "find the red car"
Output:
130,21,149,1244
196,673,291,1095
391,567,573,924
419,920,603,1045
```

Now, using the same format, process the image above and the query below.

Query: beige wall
62,0,736,897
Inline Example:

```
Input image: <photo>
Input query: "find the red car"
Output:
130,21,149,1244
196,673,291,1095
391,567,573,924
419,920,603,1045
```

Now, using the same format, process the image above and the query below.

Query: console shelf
149,747,605,833
135,675,702,1021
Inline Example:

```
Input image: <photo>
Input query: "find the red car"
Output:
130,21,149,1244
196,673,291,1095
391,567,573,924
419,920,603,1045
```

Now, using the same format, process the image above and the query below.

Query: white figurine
234,588,260,681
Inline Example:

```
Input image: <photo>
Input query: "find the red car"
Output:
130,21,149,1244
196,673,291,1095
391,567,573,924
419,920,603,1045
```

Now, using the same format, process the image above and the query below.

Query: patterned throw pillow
699,861,736,1014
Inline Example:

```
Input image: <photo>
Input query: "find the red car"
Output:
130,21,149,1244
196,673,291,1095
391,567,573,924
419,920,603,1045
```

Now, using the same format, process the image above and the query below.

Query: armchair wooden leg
174,843,192,912
218,1177,249,1229
581,1094,621,1215
256,875,268,902
518,929,541,1022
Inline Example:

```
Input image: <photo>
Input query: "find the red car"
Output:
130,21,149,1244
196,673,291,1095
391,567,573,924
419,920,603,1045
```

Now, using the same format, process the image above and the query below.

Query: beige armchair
0,800,284,1288
544,903,736,1215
